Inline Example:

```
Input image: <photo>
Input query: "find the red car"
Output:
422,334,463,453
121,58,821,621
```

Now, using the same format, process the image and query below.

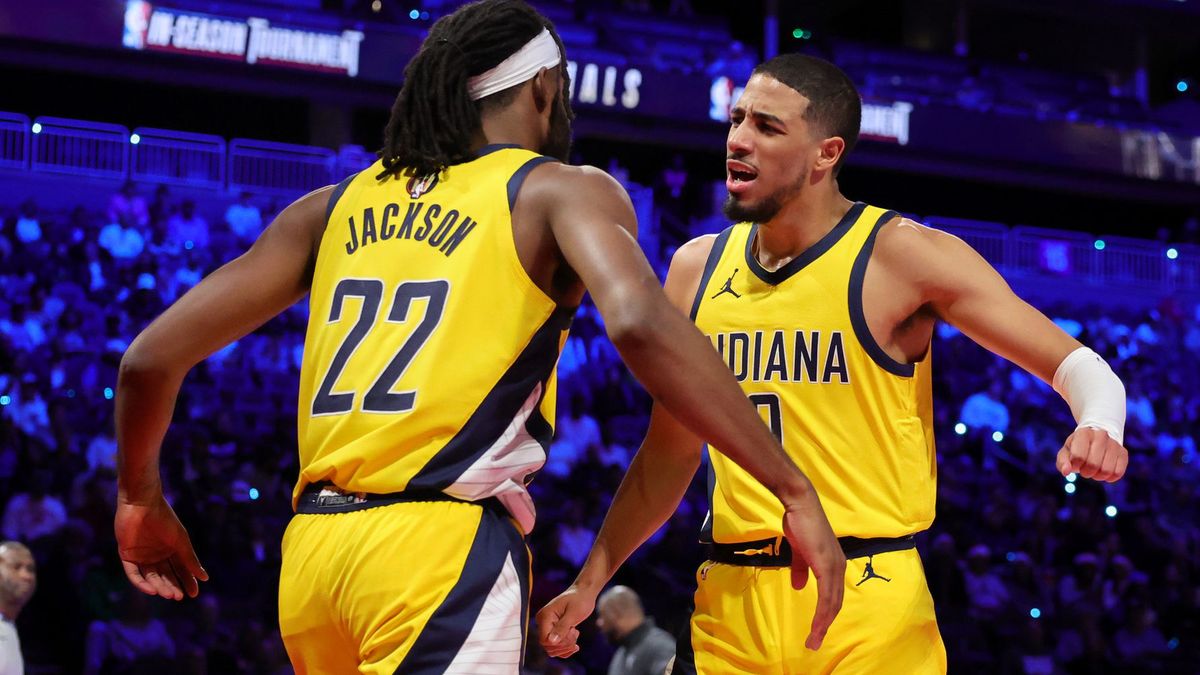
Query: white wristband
1051,347,1126,446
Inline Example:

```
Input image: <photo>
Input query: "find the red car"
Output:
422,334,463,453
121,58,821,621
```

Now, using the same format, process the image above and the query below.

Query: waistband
708,534,916,567
296,482,504,515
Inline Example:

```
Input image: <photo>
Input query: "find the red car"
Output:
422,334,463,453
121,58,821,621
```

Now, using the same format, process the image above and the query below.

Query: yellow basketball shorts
278,497,530,674
677,547,947,674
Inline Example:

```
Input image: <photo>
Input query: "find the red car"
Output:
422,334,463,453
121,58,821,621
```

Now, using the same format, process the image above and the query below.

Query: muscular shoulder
521,163,632,209
663,234,718,311
872,215,997,299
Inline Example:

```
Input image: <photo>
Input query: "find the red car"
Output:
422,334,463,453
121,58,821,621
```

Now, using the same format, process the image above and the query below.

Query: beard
721,170,806,223
539,93,573,162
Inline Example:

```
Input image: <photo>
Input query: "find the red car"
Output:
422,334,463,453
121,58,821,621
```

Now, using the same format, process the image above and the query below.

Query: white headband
466,28,561,101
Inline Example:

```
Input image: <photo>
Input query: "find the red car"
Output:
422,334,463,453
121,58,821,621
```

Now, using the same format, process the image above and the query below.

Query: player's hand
1055,426,1128,483
115,493,208,601
781,490,846,651
535,585,593,659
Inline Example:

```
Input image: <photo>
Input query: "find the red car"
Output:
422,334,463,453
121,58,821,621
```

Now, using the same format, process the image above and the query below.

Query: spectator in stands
1112,604,1168,666
962,545,1010,622
960,379,1010,435
0,541,36,675
2,469,67,543
107,181,149,229
224,191,263,244
547,395,602,477
98,214,146,260
14,200,41,245
595,586,675,675
166,199,210,252
706,40,755,86
83,587,176,675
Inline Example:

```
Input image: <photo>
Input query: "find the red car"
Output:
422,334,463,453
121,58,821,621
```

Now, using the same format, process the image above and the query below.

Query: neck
0,601,18,622
754,182,852,271
475,108,540,155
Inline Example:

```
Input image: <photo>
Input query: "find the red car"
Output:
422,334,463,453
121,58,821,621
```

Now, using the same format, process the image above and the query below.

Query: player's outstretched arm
531,167,845,650
115,186,332,600
880,219,1128,482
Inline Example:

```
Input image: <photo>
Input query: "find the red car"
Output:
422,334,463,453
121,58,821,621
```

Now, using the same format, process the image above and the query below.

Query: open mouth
726,159,758,193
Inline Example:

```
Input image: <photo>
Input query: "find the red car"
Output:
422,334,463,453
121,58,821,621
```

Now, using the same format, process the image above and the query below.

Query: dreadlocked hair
377,0,566,181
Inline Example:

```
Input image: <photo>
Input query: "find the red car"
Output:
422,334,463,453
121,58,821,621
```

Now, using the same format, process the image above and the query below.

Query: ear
531,66,556,114
814,136,846,173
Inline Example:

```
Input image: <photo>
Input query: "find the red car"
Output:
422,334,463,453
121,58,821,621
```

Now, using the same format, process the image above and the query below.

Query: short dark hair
377,0,570,180
752,54,861,175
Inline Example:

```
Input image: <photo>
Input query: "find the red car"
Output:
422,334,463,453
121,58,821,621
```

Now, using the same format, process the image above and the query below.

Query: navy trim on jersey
506,156,555,211
325,172,358,225
848,209,915,377
689,225,735,321
744,201,866,285
394,508,528,674
699,453,716,543
407,305,575,491
476,143,524,158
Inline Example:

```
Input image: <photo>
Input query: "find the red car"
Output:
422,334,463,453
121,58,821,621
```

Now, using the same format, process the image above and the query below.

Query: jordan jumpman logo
711,269,742,299
856,555,892,585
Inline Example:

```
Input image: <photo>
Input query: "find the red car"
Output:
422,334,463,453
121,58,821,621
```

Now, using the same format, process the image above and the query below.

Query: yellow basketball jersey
295,145,570,533
691,202,936,542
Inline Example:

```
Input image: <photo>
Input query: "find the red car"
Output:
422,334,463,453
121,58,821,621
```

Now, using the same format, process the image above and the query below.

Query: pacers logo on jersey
406,173,439,199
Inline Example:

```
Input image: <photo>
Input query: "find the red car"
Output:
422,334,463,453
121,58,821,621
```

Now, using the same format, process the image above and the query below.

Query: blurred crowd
1,178,1197,674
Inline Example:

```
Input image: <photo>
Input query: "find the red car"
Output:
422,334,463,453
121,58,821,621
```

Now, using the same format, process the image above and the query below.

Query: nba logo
123,1,153,50
406,173,439,199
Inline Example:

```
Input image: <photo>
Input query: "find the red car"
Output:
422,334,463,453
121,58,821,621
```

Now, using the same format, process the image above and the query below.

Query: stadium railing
31,116,128,180
132,127,226,191
0,112,30,172
0,110,1194,295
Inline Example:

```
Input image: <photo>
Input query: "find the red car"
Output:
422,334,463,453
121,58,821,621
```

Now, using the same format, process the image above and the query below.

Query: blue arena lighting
992,431,1004,442
420,11,429,19
1105,505,1118,518
1066,472,1077,483
1168,638,1179,650
130,133,140,145
1167,247,1179,260
1094,239,1106,251
1177,80,1190,93
0,395,9,406
67,389,76,398
31,122,41,134
249,488,260,500
1006,551,1016,562
185,240,195,250
1030,608,1041,619
409,9,419,19
1064,482,1077,494
954,422,967,435
104,387,114,400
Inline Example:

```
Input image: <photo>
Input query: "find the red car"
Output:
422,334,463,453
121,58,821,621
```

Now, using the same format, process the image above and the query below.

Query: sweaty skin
114,66,845,647
537,70,1127,659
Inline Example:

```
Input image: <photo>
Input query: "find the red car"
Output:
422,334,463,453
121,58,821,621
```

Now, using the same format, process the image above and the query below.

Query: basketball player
112,4,845,673
537,54,1129,674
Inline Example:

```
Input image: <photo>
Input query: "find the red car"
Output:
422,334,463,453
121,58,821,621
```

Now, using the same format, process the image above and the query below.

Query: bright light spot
0,395,10,406
130,133,140,145
1167,247,1179,260
1030,608,1042,619
1168,637,1179,650
249,488,260,500
992,431,1005,442
1064,483,1077,494
31,123,42,134
1105,505,1118,518
103,387,114,400
1006,551,1017,562
420,11,429,19
1094,239,1106,251
1066,472,1077,483
1177,80,1190,93
370,0,381,11
954,422,967,435
184,240,194,250
409,9,419,19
